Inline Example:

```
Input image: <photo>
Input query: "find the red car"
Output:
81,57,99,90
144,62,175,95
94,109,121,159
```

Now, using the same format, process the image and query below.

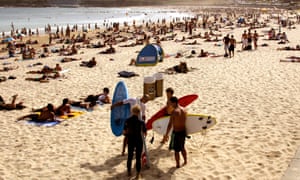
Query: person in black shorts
162,97,187,168
229,35,236,58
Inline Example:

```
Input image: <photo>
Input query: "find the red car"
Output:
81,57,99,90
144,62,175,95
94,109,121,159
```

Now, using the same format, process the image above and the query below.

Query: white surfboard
152,114,217,135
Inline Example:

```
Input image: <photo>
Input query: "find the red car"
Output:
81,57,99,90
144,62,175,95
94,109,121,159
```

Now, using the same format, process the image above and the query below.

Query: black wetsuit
124,115,146,174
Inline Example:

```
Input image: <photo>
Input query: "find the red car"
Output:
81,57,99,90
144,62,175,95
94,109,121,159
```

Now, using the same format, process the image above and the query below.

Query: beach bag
118,71,138,78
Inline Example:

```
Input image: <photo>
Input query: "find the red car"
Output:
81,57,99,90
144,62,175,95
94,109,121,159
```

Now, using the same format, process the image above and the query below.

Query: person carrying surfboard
165,87,175,115
111,94,149,155
123,105,147,179
161,96,188,168
111,94,149,121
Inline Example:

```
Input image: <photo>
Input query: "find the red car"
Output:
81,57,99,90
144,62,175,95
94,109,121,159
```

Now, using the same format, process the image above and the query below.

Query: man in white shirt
111,94,149,121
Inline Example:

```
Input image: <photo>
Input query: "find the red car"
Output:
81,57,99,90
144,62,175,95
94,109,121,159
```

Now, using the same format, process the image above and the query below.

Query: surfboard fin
150,136,154,144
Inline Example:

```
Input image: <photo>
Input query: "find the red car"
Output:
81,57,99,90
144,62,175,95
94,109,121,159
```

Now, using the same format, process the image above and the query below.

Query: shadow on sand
81,143,178,179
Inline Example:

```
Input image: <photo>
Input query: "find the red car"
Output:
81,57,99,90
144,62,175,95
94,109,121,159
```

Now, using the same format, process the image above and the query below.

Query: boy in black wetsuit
123,105,147,179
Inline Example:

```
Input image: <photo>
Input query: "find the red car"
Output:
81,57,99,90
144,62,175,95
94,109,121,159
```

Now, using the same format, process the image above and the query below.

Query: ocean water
0,7,193,36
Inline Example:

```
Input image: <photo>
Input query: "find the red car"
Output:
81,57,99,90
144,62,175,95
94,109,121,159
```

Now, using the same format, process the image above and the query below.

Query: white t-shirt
123,98,146,120
97,94,106,104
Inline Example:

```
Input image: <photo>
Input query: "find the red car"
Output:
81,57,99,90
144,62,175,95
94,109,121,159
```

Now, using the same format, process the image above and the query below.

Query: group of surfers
110,87,188,179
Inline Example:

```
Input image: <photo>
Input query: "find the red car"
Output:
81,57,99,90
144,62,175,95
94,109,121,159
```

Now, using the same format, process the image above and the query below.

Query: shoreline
0,1,298,9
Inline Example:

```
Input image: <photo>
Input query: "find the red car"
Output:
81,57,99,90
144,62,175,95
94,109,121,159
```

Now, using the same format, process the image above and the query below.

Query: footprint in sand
265,151,282,158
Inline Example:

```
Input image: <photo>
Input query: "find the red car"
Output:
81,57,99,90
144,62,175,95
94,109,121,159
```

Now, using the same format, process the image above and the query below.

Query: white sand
0,8,300,180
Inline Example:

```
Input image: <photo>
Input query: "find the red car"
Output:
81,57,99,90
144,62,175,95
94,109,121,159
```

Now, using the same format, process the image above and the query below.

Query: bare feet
176,161,187,168
135,173,141,179
16,117,23,121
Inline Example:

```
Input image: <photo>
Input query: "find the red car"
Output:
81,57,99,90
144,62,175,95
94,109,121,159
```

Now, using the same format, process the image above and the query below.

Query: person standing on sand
241,30,248,50
253,30,258,50
228,35,236,58
111,94,149,155
123,105,147,179
162,96,187,168
247,30,253,50
165,87,175,116
159,87,175,144
223,34,230,57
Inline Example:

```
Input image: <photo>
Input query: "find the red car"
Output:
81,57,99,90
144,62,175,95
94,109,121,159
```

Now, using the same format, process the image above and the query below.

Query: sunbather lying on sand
185,50,197,58
87,42,106,48
119,39,141,48
81,87,111,104
174,36,186,42
182,40,200,45
32,98,71,116
0,66,19,72
286,56,300,59
198,49,209,57
0,76,7,83
204,36,221,42
0,94,26,110
69,99,97,110
198,49,223,58
17,103,56,122
25,72,60,82
165,62,188,74
80,57,97,68
277,45,300,51
280,59,300,63
61,57,81,63
26,64,62,74
99,44,116,54
119,42,137,47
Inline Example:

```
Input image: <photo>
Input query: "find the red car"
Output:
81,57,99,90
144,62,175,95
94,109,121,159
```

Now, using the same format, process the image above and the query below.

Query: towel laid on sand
26,120,61,127
118,71,139,78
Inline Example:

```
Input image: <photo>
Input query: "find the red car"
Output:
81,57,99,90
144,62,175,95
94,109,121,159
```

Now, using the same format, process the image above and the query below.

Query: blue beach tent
136,44,164,66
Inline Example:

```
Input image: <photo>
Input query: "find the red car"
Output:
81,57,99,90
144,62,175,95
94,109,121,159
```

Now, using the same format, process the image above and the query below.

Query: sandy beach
1,6,300,180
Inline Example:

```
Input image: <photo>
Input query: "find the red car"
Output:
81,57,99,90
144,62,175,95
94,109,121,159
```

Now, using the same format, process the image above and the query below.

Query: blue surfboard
111,81,131,136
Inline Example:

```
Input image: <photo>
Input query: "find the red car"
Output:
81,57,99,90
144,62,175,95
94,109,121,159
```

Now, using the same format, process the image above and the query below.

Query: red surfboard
146,94,198,130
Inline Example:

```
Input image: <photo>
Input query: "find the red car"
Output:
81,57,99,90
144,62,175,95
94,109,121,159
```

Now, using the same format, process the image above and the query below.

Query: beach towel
26,120,61,127
24,110,84,127
57,110,85,119
118,71,139,78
